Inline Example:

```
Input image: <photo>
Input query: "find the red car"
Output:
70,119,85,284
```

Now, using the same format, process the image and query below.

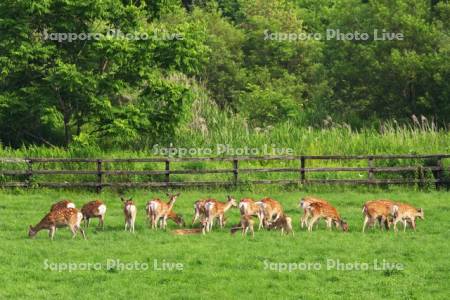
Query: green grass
0,189,449,299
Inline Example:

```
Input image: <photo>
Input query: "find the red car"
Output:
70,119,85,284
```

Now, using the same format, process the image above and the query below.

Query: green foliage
0,0,449,149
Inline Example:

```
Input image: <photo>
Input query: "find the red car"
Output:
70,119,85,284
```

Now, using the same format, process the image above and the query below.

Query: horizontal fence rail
1,154,449,191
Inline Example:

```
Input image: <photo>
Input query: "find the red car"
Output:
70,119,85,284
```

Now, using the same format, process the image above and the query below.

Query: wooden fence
0,154,449,192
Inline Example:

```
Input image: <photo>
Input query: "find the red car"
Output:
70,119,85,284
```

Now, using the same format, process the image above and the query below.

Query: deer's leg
362,215,369,233
393,216,401,232
308,216,320,232
219,215,224,228
192,210,199,226
49,226,56,240
410,218,416,231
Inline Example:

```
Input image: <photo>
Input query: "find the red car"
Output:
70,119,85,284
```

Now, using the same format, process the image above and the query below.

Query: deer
122,197,137,233
267,213,294,236
28,207,86,240
391,203,424,232
81,200,107,229
147,193,180,230
167,210,185,227
205,196,237,232
146,204,184,227
298,196,330,229
50,199,75,211
230,216,255,238
191,199,208,225
307,202,348,232
362,200,395,232
173,219,208,235
255,197,283,229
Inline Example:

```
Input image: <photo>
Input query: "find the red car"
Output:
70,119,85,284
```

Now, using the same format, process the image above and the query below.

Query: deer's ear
29,225,33,230
166,193,171,197
175,192,180,197
120,197,125,202
418,208,423,212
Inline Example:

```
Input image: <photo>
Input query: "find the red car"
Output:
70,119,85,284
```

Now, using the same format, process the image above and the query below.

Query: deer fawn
81,200,107,229
122,197,137,233
147,193,180,230
230,216,255,238
299,196,330,229
362,200,395,232
191,199,208,225
205,196,237,232
391,203,424,232
255,197,283,229
50,199,76,211
267,213,294,236
173,219,207,235
307,202,348,232
29,207,86,240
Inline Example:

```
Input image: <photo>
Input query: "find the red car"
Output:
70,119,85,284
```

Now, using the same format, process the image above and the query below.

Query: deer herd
28,194,424,240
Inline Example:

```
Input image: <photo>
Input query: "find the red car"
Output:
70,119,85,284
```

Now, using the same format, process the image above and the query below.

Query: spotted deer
81,200,107,229
205,196,237,232
28,207,85,240
362,200,395,232
391,203,424,232
122,197,137,233
239,198,264,229
230,216,255,238
307,202,348,232
299,196,330,229
267,213,294,236
147,193,180,230
255,197,283,229
191,199,208,225
50,199,75,211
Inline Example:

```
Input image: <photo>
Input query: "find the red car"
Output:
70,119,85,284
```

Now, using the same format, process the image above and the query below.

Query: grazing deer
122,197,137,233
230,216,255,238
255,197,283,229
167,210,185,227
307,202,348,232
205,196,237,232
50,199,75,211
81,200,107,229
28,208,85,240
147,193,180,230
267,214,294,236
391,203,424,232
192,199,208,225
362,200,395,232
298,196,330,229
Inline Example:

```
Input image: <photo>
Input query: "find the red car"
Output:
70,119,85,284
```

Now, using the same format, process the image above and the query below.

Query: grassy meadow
0,188,449,299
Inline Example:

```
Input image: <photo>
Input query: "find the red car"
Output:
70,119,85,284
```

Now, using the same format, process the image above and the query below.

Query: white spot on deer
67,202,75,209
98,204,106,216
76,212,83,227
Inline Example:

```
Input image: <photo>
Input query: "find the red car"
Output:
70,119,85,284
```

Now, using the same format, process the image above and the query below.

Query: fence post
165,160,170,185
368,157,374,184
233,159,239,186
436,156,443,190
96,159,103,193
418,165,425,190
26,159,33,188
300,156,306,184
